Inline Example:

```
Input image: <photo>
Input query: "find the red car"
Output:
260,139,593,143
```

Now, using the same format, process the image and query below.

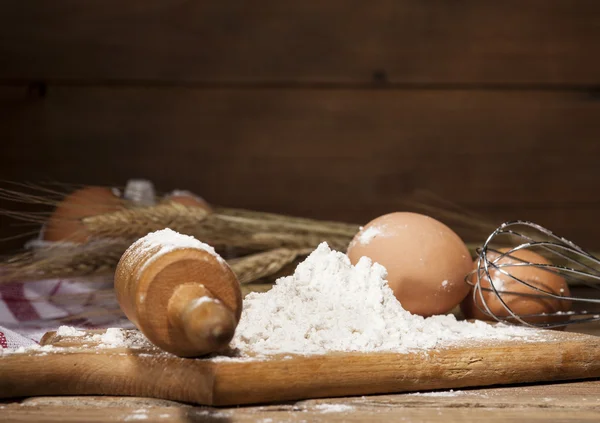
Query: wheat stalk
0,240,128,282
81,202,359,251
229,247,313,284
214,207,360,236
0,183,503,324
0,236,317,287
81,203,210,239
0,185,359,285
0,183,503,316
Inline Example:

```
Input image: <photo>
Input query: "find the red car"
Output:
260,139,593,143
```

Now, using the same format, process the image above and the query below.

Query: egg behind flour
347,212,472,317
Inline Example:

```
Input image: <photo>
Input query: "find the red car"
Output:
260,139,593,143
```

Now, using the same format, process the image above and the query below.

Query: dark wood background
1,1,600,252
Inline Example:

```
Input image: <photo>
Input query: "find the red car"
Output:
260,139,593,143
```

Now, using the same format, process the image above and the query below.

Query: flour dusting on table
313,403,355,413
409,389,463,397
232,242,536,356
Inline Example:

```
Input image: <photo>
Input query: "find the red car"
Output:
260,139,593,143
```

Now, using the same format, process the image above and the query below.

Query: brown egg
461,248,571,325
162,190,212,212
43,186,123,243
347,212,472,317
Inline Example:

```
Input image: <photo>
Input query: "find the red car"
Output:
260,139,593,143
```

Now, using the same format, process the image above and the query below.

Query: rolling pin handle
167,283,237,355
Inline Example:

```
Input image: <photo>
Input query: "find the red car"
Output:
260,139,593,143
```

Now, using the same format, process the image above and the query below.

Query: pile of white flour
232,243,535,355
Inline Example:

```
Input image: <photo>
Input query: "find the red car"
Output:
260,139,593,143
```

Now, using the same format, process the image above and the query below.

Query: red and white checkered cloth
0,276,133,349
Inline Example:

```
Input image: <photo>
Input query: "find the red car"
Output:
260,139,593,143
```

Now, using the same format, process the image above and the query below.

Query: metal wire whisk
466,221,600,328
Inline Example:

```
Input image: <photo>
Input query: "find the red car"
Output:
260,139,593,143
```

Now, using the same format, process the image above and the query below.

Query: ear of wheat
0,183,497,297
0,183,501,325
0,183,359,286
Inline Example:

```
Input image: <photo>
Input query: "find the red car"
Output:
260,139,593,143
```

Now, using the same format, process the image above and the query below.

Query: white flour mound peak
232,242,535,355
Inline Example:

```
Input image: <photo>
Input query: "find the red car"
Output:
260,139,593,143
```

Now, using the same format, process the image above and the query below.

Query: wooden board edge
0,351,218,405
211,333,600,405
2,331,600,406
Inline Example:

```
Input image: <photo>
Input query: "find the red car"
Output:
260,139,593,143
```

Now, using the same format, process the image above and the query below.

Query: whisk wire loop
467,221,600,328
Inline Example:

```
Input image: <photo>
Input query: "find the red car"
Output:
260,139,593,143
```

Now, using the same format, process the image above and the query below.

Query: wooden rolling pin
115,228,243,357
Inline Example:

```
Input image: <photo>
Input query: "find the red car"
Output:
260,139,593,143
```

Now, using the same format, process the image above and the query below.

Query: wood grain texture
1,329,600,406
3,387,600,423
2,86,600,249
4,379,600,422
4,389,600,422
1,1,600,85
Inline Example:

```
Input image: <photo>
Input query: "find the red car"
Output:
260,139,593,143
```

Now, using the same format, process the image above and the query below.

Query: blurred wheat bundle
0,180,360,292
0,181,496,328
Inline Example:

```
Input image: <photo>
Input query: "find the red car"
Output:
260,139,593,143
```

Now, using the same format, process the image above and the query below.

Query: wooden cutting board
1,329,600,406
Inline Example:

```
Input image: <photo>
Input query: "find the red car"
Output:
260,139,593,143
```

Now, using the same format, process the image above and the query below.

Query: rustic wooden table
2,381,600,422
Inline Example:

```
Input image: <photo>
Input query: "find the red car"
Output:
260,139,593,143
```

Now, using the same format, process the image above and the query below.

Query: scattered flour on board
92,327,126,347
0,327,154,355
88,328,152,349
232,242,537,356
56,326,85,337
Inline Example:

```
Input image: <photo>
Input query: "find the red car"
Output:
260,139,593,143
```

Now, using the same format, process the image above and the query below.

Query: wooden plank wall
1,1,600,252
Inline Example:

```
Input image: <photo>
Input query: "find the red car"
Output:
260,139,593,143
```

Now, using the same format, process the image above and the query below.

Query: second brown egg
461,248,571,325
